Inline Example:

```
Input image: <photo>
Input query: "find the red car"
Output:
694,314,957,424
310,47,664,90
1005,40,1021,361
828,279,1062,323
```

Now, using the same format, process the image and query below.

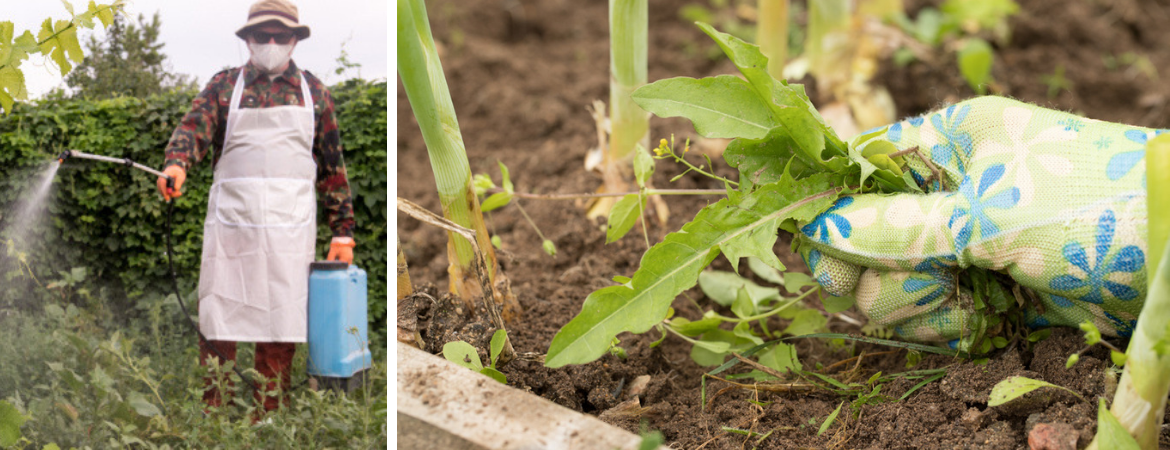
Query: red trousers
200,339,296,412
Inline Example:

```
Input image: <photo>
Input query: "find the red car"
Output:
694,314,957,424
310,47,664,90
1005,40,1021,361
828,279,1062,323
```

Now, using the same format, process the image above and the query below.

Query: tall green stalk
757,0,789,80
1089,134,1170,448
397,0,497,299
609,0,649,163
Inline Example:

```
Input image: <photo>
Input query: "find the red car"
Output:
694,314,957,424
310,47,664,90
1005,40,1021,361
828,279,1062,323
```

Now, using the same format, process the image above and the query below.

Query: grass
0,294,387,449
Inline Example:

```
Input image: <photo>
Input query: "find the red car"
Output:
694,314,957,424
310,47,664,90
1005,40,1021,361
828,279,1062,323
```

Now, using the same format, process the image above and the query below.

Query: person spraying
154,0,357,415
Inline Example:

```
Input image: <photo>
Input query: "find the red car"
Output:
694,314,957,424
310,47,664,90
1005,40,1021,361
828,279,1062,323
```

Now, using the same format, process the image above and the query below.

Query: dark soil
396,0,1170,448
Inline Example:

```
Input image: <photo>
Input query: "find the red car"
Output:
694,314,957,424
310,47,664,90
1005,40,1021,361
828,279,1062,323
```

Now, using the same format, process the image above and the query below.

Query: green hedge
0,79,388,339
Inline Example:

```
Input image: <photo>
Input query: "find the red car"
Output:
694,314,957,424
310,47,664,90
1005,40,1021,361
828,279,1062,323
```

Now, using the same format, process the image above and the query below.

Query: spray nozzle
57,150,71,163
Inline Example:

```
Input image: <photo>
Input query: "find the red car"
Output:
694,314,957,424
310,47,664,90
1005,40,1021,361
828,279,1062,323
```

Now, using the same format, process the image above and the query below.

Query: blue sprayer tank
307,261,372,383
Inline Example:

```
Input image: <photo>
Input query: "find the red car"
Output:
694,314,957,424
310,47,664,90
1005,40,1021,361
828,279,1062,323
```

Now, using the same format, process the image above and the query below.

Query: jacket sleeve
164,71,230,171
310,78,356,238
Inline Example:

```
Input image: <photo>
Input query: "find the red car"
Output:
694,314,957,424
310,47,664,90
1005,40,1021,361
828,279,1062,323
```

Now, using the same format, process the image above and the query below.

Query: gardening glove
157,165,186,201
794,96,1152,347
327,237,355,264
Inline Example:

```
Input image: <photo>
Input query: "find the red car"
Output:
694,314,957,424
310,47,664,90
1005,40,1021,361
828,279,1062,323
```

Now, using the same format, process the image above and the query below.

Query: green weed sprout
1086,134,1170,449
442,330,509,384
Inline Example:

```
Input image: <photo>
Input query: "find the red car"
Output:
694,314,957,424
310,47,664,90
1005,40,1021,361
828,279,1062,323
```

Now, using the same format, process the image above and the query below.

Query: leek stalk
397,0,499,300
1088,133,1170,449
757,0,789,81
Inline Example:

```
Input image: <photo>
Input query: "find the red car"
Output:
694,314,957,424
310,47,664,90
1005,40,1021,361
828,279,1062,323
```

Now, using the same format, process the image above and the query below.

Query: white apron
198,68,317,342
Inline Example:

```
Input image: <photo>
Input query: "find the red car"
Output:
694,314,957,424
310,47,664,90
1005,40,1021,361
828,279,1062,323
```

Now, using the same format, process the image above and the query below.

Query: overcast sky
11,0,388,98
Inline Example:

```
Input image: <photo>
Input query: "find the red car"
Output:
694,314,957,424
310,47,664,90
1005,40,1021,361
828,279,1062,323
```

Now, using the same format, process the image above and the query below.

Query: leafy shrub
0,79,388,340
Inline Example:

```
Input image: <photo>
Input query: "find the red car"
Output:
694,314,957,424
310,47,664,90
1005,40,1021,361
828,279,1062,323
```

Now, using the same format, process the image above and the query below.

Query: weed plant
0,296,386,448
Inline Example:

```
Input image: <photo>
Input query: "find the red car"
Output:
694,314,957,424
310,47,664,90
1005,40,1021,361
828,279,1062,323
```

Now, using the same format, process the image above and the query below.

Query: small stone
623,375,651,400
961,407,987,431
1028,423,1077,450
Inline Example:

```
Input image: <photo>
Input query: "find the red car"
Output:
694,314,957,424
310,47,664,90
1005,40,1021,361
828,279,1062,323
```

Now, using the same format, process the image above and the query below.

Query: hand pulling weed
546,21,1013,374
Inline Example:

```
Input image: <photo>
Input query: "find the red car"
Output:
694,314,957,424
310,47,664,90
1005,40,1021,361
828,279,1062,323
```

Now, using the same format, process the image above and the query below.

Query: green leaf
127,392,161,417
542,240,557,257
613,275,632,285
480,192,512,212
724,127,817,187
699,270,780,307
490,235,502,249
0,400,23,447
37,18,83,75
545,175,838,368
669,313,724,337
987,376,1080,407
43,443,61,450
1109,350,1127,367
633,144,655,188
818,402,844,436
1095,398,1141,450
489,329,507,368
91,1,116,28
696,22,845,167
472,173,495,196
731,287,757,319
957,38,993,95
746,256,786,285
783,309,827,336
497,161,513,193
690,329,751,366
606,194,645,244
1079,321,1101,346
758,342,801,373
782,271,818,294
632,75,779,139
442,341,483,371
821,295,855,314
1065,353,1079,369
479,367,507,384
637,430,665,450
1028,328,1052,343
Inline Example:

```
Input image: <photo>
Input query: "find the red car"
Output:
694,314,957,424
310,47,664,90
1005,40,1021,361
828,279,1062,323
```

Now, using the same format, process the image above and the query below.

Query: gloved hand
795,96,1152,346
157,165,186,201
327,237,355,264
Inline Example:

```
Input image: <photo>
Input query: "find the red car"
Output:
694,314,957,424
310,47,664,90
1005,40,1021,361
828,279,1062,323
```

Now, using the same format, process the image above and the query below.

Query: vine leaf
545,173,839,367
37,18,83,75
632,75,779,140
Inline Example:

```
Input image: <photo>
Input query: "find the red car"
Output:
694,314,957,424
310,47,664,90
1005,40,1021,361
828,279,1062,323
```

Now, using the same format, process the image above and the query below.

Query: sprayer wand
58,149,175,190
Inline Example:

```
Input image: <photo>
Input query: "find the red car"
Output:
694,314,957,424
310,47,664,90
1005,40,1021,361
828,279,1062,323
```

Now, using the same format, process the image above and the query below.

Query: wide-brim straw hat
235,0,311,41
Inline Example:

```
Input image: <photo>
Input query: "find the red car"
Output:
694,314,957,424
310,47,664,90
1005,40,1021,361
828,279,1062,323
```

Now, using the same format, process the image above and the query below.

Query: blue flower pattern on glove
884,114,925,144
901,257,956,306
1049,210,1145,304
801,197,854,244
1106,129,1167,181
1105,312,1135,338
949,164,1020,254
806,249,832,287
930,104,974,174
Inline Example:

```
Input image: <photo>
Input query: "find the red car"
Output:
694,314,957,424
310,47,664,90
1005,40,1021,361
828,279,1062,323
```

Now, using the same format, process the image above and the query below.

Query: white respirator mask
248,42,295,74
